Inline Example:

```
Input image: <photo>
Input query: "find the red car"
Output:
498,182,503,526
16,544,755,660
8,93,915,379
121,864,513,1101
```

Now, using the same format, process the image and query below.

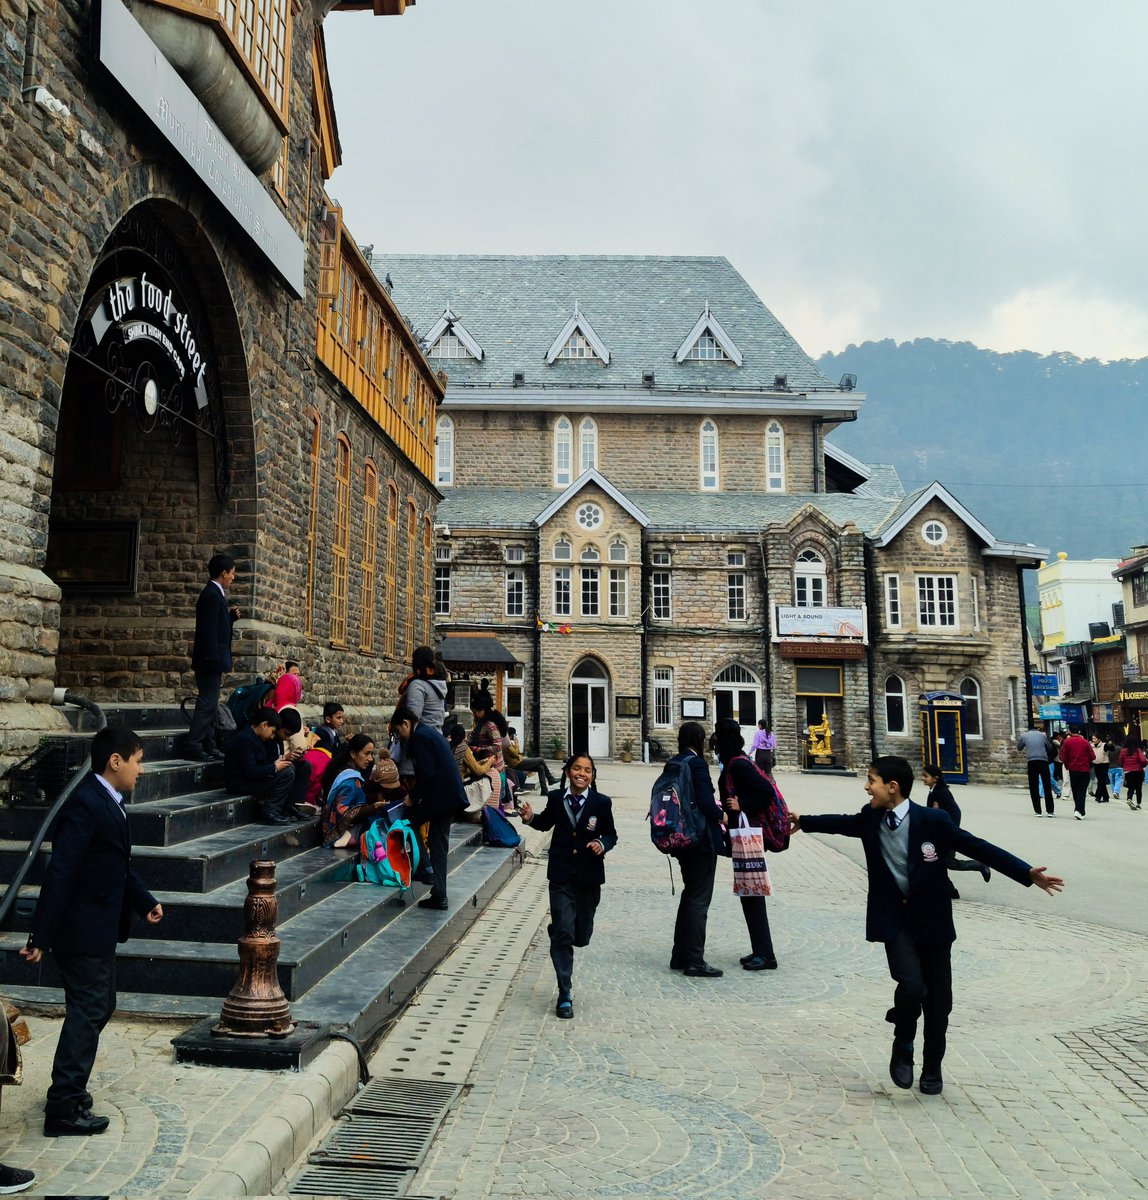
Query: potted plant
620,736,633,763
549,733,564,761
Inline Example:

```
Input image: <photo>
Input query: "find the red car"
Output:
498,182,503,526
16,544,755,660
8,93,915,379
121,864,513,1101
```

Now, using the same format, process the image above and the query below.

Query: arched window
765,420,785,491
422,516,434,643
579,417,598,473
435,415,454,487
960,677,982,738
331,434,351,646
885,675,907,736
553,536,572,560
713,663,760,732
700,419,718,490
554,417,573,487
405,501,418,654
385,483,398,654
794,548,826,608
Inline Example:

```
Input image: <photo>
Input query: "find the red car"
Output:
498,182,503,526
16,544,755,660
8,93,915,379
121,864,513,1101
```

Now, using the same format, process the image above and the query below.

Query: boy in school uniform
519,753,616,1020
788,755,1063,1095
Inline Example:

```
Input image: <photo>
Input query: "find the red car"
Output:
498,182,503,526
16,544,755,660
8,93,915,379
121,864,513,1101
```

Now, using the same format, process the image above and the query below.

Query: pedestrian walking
1059,726,1094,820
1016,724,1056,816
1090,735,1111,802
750,719,776,774
1119,736,1146,810
20,727,163,1136
922,764,990,895
186,553,240,762
666,722,727,978
787,755,1063,1096
519,753,617,1019
1107,737,1124,801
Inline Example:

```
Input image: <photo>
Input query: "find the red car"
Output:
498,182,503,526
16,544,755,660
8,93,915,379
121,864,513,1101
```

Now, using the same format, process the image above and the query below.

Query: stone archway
45,201,256,701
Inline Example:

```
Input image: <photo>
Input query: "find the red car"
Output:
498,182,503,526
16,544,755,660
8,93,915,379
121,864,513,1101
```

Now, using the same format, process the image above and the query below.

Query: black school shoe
0,1164,35,1194
889,1040,914,1090
684,962,724,978
44,1108,110,1137
556,993,573,1019
919,1067,943,1095
418,896,448,910
742,955,778,970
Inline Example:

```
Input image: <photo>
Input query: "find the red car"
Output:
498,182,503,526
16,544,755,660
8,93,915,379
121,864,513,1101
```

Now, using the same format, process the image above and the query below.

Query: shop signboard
1038,703,1062,719
1060,703,1087,724
1091,703,1114,723
1030,673,1058,694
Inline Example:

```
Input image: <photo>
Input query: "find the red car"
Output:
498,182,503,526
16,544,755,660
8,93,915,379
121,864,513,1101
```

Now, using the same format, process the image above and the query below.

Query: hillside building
377,255,1045,779
0,0,439,763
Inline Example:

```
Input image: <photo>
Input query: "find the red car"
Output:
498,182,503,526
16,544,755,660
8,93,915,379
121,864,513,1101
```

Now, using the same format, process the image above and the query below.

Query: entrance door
713,664,761,747
570,659,609,758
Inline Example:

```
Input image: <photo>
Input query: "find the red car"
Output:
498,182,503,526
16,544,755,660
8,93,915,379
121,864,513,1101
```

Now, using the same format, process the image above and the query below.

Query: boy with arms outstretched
789,755,1063,1095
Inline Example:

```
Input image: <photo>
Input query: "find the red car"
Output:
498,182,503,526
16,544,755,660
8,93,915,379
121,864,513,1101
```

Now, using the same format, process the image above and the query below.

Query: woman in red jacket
1058,726,1096,820
1119,736,1146,811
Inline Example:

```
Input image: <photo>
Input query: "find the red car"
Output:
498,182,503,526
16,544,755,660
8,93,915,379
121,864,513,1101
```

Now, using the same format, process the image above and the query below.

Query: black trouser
249,766,295,819
414,811,453,901
188,667,222,751
1026,760,1054,814
46,952,116,1116
548,879,601,995
1126,770,1144,806
1093,763,1110,801
1068,769,1091,815
739,895,775,960
518,756,556,786
672,848,717,968
288,759,311,809
884,930,953,1069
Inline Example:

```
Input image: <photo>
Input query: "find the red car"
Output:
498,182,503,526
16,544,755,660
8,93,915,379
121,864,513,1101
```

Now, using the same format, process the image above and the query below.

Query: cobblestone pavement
412,766,1148,1199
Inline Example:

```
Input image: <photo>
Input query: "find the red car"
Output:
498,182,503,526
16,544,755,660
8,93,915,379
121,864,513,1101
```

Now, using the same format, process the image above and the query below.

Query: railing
0,692,106,931
316,206,439,480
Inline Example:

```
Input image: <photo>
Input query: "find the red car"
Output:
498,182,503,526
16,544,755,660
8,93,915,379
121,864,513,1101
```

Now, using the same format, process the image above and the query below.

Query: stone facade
0,1,438,764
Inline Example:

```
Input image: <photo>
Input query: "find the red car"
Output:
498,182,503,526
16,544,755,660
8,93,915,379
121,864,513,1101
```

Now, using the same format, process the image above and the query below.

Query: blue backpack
481,806,521,848
648,753,706,854
356,816,420,888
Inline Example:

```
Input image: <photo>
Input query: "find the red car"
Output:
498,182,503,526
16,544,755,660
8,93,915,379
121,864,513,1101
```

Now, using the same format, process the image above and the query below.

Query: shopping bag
730,814,772,897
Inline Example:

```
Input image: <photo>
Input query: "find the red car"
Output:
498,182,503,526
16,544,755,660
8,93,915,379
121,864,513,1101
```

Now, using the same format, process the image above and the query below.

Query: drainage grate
346,1076,460,1118
290,1162,413,1198
314,1114,439,1167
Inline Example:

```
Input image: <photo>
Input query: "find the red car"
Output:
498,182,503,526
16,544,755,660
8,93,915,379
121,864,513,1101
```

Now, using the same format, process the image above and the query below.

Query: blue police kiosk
918,691,970,783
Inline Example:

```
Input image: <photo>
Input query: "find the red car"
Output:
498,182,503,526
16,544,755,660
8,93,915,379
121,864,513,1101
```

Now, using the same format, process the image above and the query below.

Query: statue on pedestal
807,715,833,758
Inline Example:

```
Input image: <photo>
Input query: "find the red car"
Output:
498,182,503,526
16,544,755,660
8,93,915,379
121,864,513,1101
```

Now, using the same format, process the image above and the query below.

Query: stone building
0,0,439,762
377,254,1045,779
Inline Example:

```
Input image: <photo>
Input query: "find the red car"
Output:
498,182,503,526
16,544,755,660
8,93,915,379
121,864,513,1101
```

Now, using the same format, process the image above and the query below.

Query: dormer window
676,303,743,366
546,301,610,365
423,306,484,361
559,331,598,360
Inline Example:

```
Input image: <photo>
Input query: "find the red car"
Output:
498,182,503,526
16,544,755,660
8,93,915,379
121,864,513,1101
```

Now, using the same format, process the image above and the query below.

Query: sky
323,0,1148,362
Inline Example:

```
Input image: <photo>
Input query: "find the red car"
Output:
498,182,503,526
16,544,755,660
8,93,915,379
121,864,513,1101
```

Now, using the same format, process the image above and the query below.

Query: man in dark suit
21,727,162,1136
790,755,1063,1096
667,721,727,977
224,707,298,824
186,553,239,762
520,752,617,1019
390,705,468,910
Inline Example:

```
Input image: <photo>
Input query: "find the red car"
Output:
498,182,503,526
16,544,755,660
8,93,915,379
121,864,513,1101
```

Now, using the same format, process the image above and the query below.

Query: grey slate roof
437,486,903,537
373,255,840,394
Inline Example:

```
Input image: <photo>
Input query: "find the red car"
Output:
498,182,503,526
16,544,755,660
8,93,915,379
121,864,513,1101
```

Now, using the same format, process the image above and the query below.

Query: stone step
64,702,189,733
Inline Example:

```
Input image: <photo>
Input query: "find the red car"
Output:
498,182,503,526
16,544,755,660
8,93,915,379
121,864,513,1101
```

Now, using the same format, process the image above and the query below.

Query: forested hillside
818,339,1148,561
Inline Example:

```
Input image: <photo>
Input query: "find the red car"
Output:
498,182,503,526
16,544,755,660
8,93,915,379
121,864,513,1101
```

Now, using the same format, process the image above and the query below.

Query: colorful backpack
225,678,275,729
356,816,420,888
648,753,707,854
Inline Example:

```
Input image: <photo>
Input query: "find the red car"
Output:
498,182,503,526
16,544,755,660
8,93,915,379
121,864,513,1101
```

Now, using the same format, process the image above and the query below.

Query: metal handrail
0,690,106,930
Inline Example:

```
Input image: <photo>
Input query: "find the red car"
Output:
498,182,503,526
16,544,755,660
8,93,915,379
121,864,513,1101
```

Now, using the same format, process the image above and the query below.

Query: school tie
885,811,900,831
569,796,582,822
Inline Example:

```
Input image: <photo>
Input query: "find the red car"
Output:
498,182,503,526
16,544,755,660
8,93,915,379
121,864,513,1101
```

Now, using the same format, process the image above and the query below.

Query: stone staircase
0,704,521,1045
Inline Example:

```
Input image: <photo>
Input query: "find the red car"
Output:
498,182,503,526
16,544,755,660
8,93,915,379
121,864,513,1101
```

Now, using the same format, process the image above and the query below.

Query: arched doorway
570,658,610,758
44,202,251,699
713,663,761,748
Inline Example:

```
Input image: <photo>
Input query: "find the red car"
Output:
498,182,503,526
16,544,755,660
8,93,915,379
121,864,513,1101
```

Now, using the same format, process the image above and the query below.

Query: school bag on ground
481,805,521,848
648,753,707,854
356,816,420,890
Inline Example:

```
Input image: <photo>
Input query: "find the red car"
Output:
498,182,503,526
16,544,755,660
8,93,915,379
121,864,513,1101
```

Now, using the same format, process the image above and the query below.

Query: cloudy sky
324,0,1148,362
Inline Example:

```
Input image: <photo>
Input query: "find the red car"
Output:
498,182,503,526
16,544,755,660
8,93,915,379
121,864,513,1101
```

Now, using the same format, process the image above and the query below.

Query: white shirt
94,772,126,816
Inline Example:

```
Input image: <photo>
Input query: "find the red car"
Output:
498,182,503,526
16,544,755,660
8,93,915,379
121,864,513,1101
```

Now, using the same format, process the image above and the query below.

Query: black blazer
192,581,235,673
676,751,725,856
800,802,1033,946
527,787,617,887
405,721,468,819
30,774,157,956
224,725,278,792
927,780,961,826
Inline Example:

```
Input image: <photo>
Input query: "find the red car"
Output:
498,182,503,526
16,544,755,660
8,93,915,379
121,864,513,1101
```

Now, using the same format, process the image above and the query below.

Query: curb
187,1040,361,1197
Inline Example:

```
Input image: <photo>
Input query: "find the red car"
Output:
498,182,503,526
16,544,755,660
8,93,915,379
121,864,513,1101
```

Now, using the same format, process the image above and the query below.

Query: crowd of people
1016,722,1146,817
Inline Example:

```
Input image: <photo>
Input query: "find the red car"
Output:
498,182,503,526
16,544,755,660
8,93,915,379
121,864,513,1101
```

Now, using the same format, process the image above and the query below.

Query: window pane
652,571,671,620
554,568,571,616
581,567,599,616
434,566,451,615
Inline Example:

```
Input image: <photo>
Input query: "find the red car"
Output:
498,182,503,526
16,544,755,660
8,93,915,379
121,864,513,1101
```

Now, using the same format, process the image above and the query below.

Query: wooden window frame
360,460,379,654
330,434,352,647
304,412,321,637
405,500,417,655
385,483,398,655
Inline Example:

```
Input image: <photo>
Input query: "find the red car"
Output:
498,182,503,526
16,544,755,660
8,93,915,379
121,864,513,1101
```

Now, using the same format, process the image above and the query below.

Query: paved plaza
1,763,1146,1197
410,764,1148,1200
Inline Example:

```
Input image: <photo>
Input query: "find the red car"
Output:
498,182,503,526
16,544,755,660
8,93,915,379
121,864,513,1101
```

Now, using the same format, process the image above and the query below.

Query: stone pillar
213,860,294,1038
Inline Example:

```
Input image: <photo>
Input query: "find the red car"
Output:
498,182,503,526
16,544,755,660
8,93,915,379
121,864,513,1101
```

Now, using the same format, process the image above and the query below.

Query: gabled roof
423,305,484,360
545,302,610,364
373,255,845,398
873,481,1047,561
533,469,649,529
675,303,743,366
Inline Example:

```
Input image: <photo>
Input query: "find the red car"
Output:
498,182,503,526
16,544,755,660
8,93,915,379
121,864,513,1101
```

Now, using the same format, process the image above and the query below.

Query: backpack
481,805,521,848
648,753,707,855
226,678,275,729
723,755,791,853
356,816,421,888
